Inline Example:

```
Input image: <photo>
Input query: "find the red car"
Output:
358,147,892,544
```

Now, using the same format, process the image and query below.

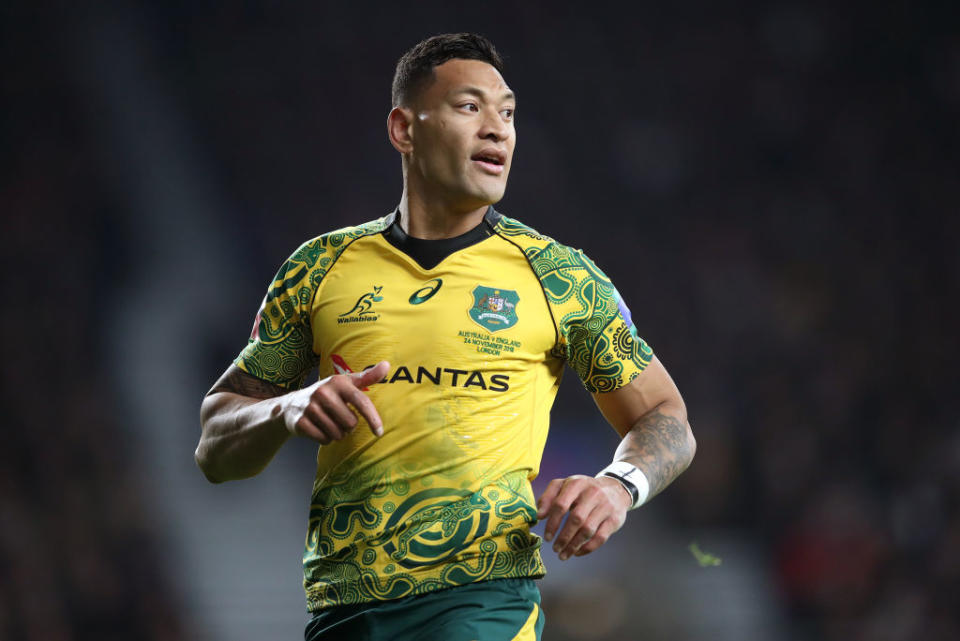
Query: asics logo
409,278,442,305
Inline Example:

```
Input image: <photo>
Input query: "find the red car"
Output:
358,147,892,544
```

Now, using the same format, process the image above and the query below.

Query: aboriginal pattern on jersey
493,216,654,392
233,211,653,613
235,216,392,388
303,466,544,610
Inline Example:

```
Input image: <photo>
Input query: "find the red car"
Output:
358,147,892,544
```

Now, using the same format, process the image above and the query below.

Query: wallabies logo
338,286,383,324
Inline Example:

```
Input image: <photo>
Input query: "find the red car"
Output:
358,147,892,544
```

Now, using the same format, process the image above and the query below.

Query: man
197,33,695,641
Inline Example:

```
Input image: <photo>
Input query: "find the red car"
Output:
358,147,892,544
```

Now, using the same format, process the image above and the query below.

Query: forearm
196,392,290,484
612,400,695,499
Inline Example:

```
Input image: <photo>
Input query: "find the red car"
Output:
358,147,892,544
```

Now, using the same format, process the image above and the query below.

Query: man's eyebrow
450,86,517,103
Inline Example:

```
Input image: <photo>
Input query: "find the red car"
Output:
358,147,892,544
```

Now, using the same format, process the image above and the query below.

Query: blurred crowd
3,2,957,640
1,12,185,640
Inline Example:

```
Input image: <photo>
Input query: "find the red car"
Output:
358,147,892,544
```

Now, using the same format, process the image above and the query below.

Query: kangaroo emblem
340,286,384,317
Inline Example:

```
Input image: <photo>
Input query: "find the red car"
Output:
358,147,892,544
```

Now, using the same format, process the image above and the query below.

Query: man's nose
479,109,509,141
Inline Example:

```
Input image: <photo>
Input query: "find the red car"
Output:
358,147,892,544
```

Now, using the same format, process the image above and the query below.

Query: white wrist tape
597,461,650,510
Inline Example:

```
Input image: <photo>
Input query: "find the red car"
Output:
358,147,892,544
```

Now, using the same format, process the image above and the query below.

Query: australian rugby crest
469,285,519,332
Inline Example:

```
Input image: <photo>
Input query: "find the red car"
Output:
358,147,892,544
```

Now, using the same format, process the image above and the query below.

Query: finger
574,518,619,556
344,386,384,437
552,489,601,556
543,479,586,542
293,414,331,445
538,479,568,539
536,479,565,520
352,361,390,389
306,402,346,441
558,504,606,560
315,387,359,433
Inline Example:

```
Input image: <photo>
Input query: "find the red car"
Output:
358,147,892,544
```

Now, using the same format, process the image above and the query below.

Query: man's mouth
471,149,506,174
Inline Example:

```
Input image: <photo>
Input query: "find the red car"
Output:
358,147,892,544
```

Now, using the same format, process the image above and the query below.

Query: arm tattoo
616,409,692,498
208,366,288,400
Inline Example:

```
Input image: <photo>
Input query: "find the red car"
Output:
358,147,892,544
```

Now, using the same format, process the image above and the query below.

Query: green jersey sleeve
233,216,394,389
490,215,653,394
234,239,324,389
534,243,654,393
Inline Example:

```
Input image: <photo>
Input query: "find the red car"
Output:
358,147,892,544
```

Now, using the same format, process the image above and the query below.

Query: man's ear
387,107,415,154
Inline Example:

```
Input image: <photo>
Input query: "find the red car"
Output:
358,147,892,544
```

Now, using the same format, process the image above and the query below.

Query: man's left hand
536,475,632,560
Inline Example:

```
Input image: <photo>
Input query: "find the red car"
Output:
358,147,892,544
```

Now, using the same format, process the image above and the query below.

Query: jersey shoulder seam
303,215,394,318
491,214,591,269
489,214,564,352
490,215,610,354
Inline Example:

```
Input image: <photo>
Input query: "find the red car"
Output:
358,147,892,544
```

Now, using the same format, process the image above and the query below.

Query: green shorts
304,578,544,641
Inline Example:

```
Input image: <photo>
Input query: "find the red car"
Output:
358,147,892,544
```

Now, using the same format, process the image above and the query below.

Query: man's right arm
196,362,389,483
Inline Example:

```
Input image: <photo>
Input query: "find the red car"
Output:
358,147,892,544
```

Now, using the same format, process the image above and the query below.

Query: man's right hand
274,361,390,444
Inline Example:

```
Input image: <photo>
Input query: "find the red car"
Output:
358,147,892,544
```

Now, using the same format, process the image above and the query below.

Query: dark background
3,1,958,639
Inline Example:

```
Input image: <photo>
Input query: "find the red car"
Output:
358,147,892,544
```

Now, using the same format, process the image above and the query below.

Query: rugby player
196,32,696,641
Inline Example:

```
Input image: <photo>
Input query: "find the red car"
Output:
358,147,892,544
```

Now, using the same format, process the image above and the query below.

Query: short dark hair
392,33,504,108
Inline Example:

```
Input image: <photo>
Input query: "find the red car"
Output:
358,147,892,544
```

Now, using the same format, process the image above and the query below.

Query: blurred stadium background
2,1,958,639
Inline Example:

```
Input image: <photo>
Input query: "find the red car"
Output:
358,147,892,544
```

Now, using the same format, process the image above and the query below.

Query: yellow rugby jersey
235,208,653,611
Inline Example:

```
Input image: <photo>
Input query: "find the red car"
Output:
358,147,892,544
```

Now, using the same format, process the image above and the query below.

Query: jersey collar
383,207,502,270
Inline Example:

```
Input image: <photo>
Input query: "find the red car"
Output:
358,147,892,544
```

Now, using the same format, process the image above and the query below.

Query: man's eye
460,103,479,112
501,108,515,120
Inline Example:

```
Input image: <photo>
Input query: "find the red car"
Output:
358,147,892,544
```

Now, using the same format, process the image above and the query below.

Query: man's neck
398,187,489,240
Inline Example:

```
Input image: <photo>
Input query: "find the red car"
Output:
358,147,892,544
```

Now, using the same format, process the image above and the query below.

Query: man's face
407,58,516,212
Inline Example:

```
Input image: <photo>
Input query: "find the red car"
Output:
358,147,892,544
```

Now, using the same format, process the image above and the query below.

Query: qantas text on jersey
362,364,510,392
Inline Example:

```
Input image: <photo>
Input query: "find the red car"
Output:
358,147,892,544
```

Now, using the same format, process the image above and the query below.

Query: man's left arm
537,356,695,560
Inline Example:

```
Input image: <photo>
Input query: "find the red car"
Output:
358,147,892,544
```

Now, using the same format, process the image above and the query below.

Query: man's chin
440,177,508,212
447,191,504,214
471,194,505,212
470,183,508,208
